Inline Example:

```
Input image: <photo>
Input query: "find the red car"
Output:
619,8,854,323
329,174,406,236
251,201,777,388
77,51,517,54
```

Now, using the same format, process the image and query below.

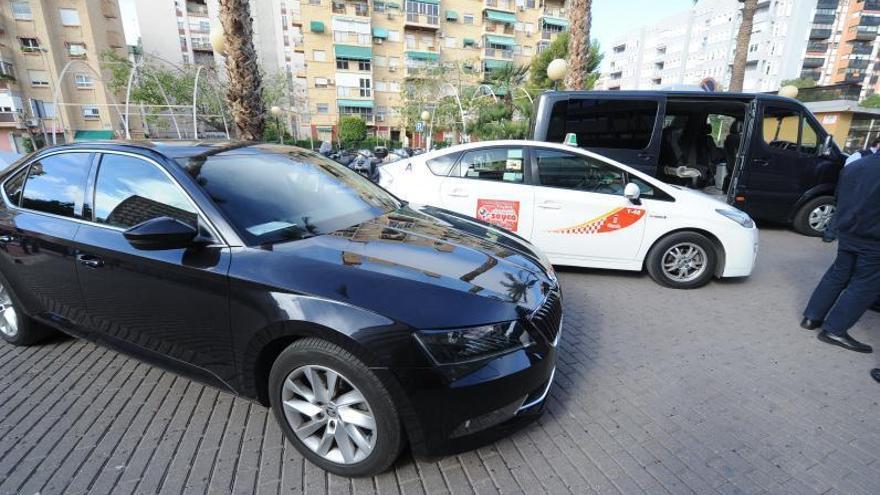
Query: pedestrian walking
844,137,880,165
802,153,880,355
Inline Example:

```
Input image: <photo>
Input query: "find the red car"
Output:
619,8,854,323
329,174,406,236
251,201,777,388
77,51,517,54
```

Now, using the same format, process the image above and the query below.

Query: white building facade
600,0,818,92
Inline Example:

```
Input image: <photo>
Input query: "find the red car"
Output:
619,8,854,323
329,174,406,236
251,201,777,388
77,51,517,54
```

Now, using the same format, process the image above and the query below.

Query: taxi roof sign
564,133,578,147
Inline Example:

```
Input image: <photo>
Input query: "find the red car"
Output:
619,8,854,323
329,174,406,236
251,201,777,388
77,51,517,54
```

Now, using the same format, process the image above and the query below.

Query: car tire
793,196,836,237
646,232,718,289
268,338,404,477
0,271,56,346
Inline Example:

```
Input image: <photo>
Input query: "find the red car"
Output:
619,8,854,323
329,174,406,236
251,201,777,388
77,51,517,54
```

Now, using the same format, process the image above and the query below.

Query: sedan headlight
415,321,535,364
715,208,754,228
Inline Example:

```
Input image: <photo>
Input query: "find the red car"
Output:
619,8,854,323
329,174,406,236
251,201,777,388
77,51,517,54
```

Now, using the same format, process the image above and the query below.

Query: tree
485,64,529,114
339,116,367,149
729,0,758,93
530,32,602,91
861,94,880,108
565,0,592,90
781,77,818,89
219,0,265,141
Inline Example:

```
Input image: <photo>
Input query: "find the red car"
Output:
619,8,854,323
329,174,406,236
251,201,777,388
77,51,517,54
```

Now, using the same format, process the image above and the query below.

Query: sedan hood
244,205,557,329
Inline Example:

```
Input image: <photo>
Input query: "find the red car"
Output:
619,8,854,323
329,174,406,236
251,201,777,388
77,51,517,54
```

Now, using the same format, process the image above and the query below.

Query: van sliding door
543,95,666,175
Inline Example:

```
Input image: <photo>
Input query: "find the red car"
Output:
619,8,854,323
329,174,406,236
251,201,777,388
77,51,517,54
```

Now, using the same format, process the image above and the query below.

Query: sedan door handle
77,254,104,269
537,201,562,210
447,189,469,198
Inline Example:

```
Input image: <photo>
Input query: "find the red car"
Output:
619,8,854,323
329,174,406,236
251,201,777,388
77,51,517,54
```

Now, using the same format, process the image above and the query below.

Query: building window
0,60,16,80
82,106,100,120
313,50,326,61
358,60,371,71
28,70,49,87
316,103,329,113
67,42,87,58
19,37,40,52
359,78,371,97
336,59,350,70
59,8,81,26
309,0,321,4
74,73,94,89
463,14,474,25
388,30,400,42
11,1,32,21
315,77,329,88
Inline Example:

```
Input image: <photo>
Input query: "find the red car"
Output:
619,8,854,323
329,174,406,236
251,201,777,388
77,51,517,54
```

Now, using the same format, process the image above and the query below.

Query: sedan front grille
528,289,562,346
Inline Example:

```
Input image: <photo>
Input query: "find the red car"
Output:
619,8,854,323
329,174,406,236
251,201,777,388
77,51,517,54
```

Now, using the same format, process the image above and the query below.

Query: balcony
848,58,870,70
850,42,874,55
813,14,836,25
484,22,515,35
186,1,209,17
800,69,821,81
866,1,880,12
802,57,825,68
191,40,213,52
336,86,372,99
405,12,439,29
810,28,832,39
806,41,828,53
484,47,513,59
484,0,515,12
853,25,879,40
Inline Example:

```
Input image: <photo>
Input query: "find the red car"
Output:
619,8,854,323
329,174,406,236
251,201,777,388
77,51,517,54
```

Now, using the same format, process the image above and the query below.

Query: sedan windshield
183,147,400,245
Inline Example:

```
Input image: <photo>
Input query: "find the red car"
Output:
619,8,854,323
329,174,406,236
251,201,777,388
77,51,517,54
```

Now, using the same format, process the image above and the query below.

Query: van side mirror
820,135,833,157
624,182,642,205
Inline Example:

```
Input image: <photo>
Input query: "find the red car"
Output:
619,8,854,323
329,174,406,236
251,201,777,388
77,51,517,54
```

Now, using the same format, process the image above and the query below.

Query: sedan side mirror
124,216,198,251
624,182,642,205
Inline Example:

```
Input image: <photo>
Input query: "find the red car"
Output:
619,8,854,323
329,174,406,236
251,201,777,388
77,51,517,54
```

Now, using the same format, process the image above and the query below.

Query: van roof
538,90,796,103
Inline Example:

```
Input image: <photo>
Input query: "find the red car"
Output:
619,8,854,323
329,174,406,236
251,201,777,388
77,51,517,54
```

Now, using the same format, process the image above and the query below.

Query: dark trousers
804,235,880,335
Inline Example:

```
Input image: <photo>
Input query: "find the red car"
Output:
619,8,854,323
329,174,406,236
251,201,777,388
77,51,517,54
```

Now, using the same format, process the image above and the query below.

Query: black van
529,91,846,236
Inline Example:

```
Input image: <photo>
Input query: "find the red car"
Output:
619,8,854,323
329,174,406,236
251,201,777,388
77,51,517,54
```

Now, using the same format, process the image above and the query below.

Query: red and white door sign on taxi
476,199,520,232
379,140,758,289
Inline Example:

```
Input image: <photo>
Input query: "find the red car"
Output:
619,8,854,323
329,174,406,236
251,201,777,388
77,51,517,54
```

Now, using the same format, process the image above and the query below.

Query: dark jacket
832,153,880,246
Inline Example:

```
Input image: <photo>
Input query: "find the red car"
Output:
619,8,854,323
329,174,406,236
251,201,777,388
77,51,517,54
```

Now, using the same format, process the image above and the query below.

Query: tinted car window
94,154,198,229
4,167,27,206
426,152,460,176
452,148,524,183
21,153,90,218
762,106,801,152
536,149,624,195
185,148,400,245
547,99,658,150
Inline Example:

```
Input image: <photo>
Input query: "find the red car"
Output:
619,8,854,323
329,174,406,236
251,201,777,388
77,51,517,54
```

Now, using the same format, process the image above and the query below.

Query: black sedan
0,142,561,477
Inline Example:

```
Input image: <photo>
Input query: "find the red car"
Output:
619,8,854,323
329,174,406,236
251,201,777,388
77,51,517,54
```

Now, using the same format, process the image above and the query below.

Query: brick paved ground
1,227,879,495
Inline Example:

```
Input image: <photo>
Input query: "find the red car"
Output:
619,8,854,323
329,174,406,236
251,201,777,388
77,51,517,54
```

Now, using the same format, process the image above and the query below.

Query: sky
118,0,697,67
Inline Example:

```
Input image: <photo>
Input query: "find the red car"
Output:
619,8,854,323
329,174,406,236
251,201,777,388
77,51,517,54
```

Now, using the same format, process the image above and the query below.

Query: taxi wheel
646,232,717,289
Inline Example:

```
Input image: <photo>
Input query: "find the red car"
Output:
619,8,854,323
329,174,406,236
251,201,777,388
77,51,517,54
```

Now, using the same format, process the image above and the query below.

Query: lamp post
420,110,430,149
547,58,568,91
270,105,284,144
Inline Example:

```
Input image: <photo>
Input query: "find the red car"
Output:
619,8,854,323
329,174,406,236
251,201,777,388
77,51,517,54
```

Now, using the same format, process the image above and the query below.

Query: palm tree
218,0,265,141
486,64,529,114
729,0,758,93
565,0,592,90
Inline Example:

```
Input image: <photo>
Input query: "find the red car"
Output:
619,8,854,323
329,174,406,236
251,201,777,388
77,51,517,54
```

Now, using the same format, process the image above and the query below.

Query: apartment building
297,0,569,143
0,0,128,151
600,0,815,93
799,0,880,99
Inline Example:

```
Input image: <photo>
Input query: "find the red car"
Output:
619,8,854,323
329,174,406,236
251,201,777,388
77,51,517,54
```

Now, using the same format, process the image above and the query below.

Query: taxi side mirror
624,182,642,205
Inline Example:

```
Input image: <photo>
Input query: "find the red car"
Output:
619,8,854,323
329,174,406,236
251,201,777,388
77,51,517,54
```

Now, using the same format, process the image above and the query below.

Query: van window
762,106,822,155
547,99,659,150
801,118,820,154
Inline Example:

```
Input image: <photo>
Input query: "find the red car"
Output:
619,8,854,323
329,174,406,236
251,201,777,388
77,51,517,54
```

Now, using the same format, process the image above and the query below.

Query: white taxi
379,140,759,289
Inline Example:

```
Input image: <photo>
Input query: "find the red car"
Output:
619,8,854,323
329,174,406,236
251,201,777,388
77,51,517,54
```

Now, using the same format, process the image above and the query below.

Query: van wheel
0,273,55,346
793,196,835,237
646,232,717,289
268,338,403,477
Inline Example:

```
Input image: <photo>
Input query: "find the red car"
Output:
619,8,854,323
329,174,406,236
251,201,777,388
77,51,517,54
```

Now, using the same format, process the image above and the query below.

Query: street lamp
270,105,284,144
420,110,430,149
548,58,568,91
210,24,227,56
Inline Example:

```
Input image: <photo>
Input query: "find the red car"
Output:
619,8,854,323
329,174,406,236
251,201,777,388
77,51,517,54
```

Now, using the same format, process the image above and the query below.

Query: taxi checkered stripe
550,207,624,235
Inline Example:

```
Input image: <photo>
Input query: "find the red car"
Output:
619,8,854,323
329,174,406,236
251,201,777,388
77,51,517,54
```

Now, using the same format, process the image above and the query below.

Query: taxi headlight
414,321,535,365
715,208,754,228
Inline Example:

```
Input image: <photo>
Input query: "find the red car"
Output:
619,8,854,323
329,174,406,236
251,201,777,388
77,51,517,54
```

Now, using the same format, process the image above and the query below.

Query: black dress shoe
817,331,873,353
872,369,880,383
801,317,822,330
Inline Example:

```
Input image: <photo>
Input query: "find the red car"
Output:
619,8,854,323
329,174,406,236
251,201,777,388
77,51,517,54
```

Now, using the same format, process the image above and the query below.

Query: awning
386,1,400,8
338,99,374,109
310,21,325,33
405,50,439,61
485,9,516,24
542,16,569,28
417,0,440,4
334,45,372,60
445,10,458,20
484,59,512,69
372,27,388,39
74,130,114,141
463,38,476,46
485,35,515,47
